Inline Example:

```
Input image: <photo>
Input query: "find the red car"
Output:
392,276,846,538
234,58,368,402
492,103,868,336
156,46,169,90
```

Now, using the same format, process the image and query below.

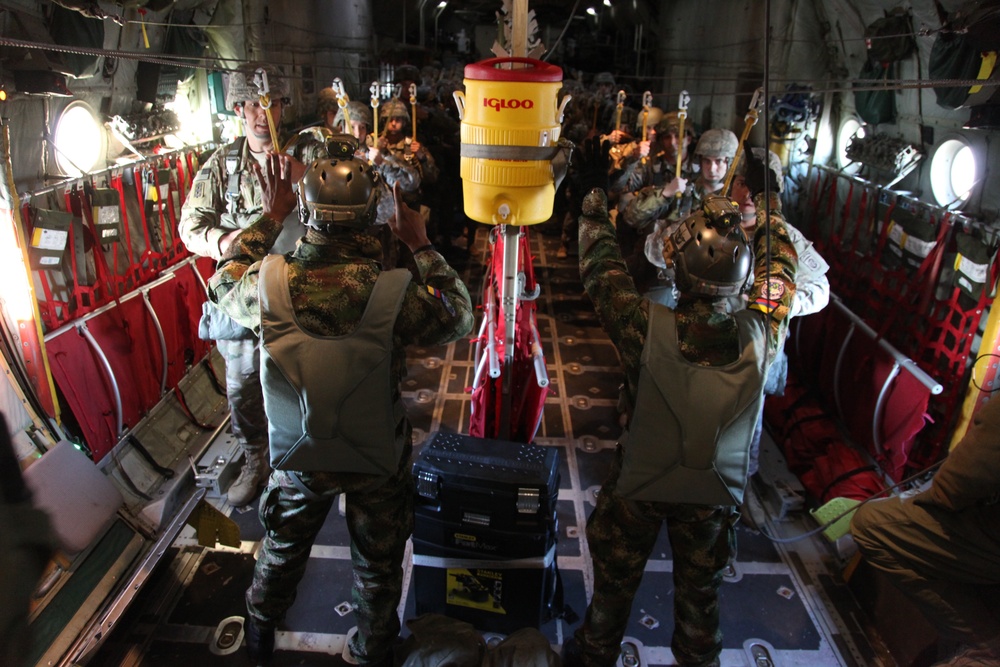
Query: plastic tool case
411,432,560,634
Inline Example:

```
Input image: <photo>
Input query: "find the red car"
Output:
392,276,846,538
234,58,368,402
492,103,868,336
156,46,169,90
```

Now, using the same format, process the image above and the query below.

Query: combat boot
244,617,275,665
228,447,269,507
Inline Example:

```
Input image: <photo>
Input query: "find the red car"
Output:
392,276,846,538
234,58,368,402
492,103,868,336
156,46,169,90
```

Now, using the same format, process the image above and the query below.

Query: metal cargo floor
92,224,880,667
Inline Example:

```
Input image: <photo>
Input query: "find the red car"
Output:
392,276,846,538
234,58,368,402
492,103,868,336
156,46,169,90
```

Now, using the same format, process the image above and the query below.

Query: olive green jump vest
616,303,766,506
258,255,412,476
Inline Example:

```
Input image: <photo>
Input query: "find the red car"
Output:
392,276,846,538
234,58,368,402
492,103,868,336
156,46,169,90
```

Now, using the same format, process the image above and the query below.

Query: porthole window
837,117,865,173
930,136,977,209
53,101,105,176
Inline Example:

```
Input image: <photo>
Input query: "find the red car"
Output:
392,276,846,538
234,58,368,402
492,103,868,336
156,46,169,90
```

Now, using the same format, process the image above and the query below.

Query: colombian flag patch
427,285,456,316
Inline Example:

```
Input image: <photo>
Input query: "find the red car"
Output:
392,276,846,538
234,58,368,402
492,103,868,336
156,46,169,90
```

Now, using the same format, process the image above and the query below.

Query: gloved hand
575,138,612,196
742,141,780,199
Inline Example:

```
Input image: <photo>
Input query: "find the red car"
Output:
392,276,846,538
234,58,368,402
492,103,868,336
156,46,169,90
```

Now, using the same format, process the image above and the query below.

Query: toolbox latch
517,487,540,514
416,470,439,500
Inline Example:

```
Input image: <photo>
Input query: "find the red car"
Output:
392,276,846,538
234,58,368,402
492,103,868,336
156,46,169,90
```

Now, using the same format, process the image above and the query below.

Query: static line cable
542,0,582,62
0,35,222,71
575,78,1000,109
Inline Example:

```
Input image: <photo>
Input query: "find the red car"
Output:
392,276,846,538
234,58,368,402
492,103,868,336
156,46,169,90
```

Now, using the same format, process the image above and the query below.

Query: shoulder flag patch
427,285,456,316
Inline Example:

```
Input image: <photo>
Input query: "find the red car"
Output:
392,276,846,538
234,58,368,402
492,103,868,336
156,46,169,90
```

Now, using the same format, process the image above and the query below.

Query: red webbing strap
824,179,856,298
151,168,172,262
805,170,824,243
174,261,212,363
62,188,89,316
161,163,187,262
824,175,838,224
832,180,855,250
174,155,187,205
76,183,116,304
173,385,214,430
915,212,953,322
110,171,148,289
134,166,166,275
875,212,951,343
837,186,872,303
849,186,870,258
871,195,897,264
851,195,899,325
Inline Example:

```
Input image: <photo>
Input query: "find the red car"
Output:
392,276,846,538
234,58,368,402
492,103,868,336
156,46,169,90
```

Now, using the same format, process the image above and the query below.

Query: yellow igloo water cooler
454,57,569,226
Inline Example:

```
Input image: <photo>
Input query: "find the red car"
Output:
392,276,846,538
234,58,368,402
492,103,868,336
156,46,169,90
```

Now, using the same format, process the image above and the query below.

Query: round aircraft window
837,117,864,173
930,136,976,209
53,101,106,176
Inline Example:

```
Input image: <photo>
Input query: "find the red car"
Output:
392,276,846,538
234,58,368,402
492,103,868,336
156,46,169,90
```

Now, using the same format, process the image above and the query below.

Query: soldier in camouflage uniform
326,98,373,154
208,142,473,666
730,148,830,529
563,139,797,667
591,72,619,137
179,62,326,507
614,110,697,205
376,98,437,210
375,97,438,268
630,128,740,306
606,111,700,285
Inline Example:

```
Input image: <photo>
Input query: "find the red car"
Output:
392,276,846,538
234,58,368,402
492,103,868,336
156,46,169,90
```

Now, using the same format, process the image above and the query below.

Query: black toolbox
411,432,560,634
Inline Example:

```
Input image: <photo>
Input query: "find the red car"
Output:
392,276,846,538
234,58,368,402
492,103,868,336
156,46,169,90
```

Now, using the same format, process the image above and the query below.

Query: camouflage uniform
574,188,797,667
179,135,328,505
625,178,721,305
851,394,1000,658
614,131,697,201
208,214,473,665
373,108,440,269
377,100,437,208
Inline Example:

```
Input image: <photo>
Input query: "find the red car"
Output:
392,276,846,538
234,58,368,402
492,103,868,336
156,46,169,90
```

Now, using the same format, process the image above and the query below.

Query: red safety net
795,170,995,474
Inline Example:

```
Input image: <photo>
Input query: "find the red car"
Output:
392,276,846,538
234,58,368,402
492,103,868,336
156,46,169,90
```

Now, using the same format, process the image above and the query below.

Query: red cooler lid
464,57,563,82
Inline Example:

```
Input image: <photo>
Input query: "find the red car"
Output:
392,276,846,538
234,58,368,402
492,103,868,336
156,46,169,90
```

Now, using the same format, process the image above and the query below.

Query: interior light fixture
586,6,597,16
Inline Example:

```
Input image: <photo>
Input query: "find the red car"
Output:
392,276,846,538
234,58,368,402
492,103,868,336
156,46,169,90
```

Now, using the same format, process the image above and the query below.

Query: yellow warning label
445,569,506,614
454,532,477,542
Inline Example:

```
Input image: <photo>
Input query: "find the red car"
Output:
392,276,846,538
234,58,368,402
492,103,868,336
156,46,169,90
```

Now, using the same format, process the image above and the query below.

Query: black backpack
928,0,1000,109
855,58,898,125
864,7,916,65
